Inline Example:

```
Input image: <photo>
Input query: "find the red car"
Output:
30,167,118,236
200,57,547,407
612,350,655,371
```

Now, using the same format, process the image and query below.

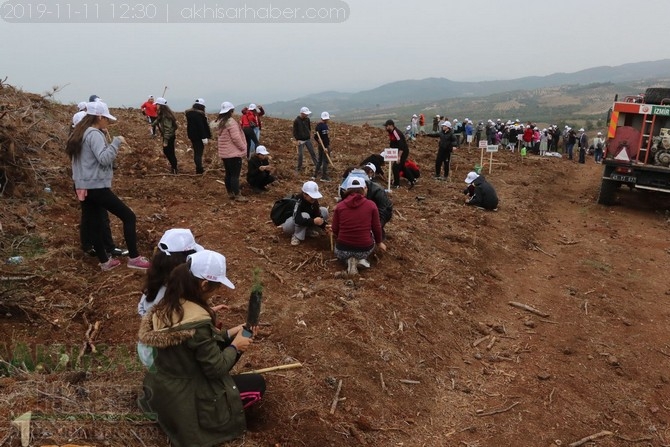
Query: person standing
419,113,426,135
578,128,588,164
185,98,211,175
293,107,318,175
314,111,332,181
154,97,179,174
216,102,248,202
246,145,275,192
385,119,416,189
566,128,577,160
240,104,260,158
66,101,150,271
432,115,440,133
410,114,419,140
137,249,265,446
427,120,458,180
593,131,605,163
331,176,387,276
140,95,158,137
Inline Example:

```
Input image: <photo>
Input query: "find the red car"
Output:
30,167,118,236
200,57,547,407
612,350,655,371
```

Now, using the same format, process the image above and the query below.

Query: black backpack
270,195,299,225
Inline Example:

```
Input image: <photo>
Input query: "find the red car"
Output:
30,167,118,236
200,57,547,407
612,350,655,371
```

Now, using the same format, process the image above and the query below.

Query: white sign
486,145,499,153
479,141,488,149
383,148,399,162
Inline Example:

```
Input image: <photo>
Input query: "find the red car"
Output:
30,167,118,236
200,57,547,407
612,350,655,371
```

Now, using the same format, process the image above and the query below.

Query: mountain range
264,59,670,126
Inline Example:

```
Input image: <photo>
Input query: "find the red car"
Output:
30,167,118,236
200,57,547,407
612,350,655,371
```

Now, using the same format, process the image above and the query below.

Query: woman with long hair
216,101,248,202
66,101,150,271
138,249,265,446
154,97,179,174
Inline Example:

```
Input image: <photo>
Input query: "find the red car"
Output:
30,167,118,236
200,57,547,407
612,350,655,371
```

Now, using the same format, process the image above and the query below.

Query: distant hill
265,59,670,126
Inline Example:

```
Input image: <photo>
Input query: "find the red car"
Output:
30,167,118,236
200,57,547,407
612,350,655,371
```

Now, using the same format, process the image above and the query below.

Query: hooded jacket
332,192,382,249
185,105,212,141
71,127,121,189
217,119,247,159
137,300,245,447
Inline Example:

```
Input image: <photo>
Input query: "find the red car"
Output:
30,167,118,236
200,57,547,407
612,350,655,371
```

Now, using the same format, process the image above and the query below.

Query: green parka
137,301,246,447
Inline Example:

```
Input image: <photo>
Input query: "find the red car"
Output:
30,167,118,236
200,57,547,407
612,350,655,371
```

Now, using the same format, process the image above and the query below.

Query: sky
1,0,669,111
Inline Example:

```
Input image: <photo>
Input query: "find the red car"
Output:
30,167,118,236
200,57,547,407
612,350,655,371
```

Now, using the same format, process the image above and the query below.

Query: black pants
162,136,177,172
314,143,330,178
578,147,586,163
81,188,139,262
190,138,205,174
392,150,414,186
435,148,452,178
222,157,243,195
248,172,275,190
231,374,266,410
80,207,115,252
243,127,259,158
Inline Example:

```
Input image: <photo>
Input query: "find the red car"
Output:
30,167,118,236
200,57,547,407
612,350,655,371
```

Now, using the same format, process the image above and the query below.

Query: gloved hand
202,138,208,144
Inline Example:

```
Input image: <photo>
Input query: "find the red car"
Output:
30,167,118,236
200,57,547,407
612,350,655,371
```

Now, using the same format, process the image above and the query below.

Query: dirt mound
1,85,670,446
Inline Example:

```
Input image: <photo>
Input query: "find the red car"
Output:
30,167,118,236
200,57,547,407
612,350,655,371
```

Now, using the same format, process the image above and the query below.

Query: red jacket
332,193,382,249
240,109,258,128
141,101,157,118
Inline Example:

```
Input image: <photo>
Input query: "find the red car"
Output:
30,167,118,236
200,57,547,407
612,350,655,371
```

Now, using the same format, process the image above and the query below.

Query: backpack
270,195,299,225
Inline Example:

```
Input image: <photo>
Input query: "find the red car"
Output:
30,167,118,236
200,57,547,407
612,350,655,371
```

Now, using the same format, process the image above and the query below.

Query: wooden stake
568,430,613,447
315,131,336,169
330,379,343,414
380,372,387,392
475,401,520,417
11,412,31,447
508,301,550,318
240,362,303,375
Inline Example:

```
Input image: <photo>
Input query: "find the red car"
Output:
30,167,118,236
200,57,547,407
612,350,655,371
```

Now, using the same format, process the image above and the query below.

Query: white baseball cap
302,180,322,199
597,132,602,136
148,95,154,99
187,250,235,289
72,111,86,127
255,145,269,155
77,101,87,111
464,171,479,184
86,101,116,121
195,98,206,106
220,101,234,114
579,128,585,132
158,228,204,256
345,176,366,190
248,103,257,111
155,97,168,106
364,162,376,173
300,106,312,115
321,111,330,120
442,121,452,128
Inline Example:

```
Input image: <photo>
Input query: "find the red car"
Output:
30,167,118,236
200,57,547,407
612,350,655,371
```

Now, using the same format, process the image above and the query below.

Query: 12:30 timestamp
0,2,168,22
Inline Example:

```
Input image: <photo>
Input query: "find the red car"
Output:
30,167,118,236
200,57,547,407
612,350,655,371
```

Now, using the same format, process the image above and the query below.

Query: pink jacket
217,119,246,159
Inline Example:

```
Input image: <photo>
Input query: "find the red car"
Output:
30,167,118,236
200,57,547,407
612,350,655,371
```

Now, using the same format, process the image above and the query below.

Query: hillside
2,84,670,446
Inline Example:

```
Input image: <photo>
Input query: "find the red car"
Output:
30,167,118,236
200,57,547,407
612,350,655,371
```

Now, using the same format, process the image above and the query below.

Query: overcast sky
1,0,669,111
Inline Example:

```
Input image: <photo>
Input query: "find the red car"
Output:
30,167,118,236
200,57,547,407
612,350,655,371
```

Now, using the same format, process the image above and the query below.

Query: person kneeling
331,177,386,275
281,181,328,246
247,145,275,192
463,171,499,211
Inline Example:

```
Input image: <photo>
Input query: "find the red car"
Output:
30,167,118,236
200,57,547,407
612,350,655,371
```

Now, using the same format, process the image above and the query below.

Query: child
246,145,275,192
154,97,179,174
281,181,328,246
313,111,331,181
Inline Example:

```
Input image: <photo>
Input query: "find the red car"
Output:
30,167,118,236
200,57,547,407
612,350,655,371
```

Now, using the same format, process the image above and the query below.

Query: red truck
598,88,670,205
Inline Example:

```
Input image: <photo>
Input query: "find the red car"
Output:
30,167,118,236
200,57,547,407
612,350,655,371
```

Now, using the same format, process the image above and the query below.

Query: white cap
77,101,87,111
464,171,479,184
155,97,168,106
406,125,411,130
72,110,86,127
158,228,204,256
300,106,312,115
148,95,154,99
579,128,585,132
195,98,206,106
187,250,235,289
597,131,602,136
86,101,116,121
345,176,366,190
321,111,330,120
220,101,234,114
302,180,322,199
442,121,452,128
412,114,417,118
248,103,257,111
453,118,459,122
364,162,376,173
255,145,269,155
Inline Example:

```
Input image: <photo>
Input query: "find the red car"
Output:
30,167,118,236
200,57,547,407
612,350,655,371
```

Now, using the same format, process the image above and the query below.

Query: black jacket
366,180,393,223
427,129,458,153
185,106,211,141
293,116,311,141
466,175,499,210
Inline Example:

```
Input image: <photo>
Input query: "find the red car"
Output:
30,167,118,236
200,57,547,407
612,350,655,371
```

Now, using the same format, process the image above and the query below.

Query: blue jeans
566,143,575,160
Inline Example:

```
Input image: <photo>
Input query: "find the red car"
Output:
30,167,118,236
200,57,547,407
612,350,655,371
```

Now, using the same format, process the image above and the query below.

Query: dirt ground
2,86,670,447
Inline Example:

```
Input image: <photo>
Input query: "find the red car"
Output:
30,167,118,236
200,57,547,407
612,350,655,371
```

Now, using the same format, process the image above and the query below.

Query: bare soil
1,85,670,447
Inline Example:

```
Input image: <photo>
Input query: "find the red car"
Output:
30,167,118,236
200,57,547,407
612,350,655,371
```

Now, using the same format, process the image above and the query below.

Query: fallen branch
0,275,36,281
568,430,613,447
531,243,555,258
615,435,652,443
398,379,420,385
486,336,496,351
380,372,387,392
269,269,284,284
77,320,101,364
509,301,550,318
240,362,303,375
428,267,446,283
475,401,520,417
472,335,490,347
330,379,343,414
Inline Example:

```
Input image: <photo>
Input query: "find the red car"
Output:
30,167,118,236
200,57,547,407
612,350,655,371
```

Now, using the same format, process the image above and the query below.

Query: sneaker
109,248,129,257
290,236,301,246
100,258,121,271
127,256,151,270
347,257,358,276
84,247,97,257
357,259,370,268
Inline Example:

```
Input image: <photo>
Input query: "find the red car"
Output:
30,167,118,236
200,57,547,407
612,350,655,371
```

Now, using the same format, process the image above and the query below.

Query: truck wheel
645,88,670,105
597,180,617,205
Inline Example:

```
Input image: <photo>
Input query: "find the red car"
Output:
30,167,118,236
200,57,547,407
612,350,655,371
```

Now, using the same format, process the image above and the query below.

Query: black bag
270,195,299,225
